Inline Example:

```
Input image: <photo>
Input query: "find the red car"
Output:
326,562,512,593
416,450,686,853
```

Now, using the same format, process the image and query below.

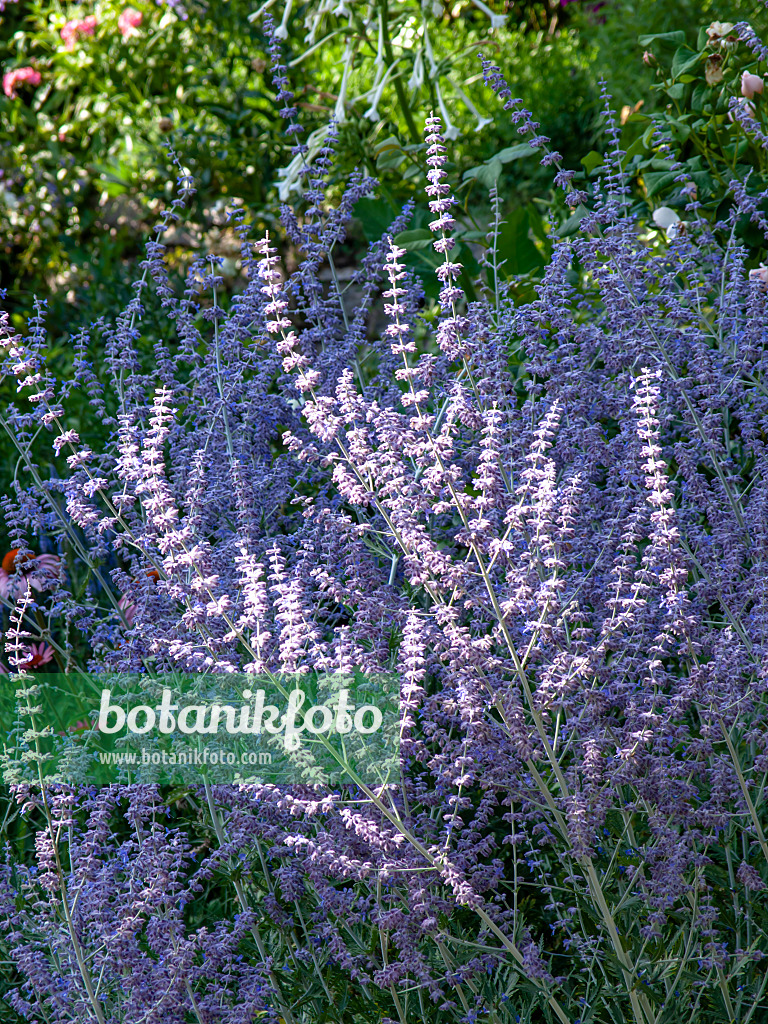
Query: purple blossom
3,20,768,1024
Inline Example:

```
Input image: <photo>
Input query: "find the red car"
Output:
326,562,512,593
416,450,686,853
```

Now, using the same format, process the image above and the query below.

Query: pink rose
2,66,41,99
60,14,98,50
118,7,142,39
741,71,764,100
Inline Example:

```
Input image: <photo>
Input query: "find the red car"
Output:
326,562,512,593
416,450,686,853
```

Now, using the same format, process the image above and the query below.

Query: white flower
374,9,385,69
436,83,460,141
275,0,292,39
447,76,491,131
333,41,354,124
652,206,683,240
408,51,424,92
365,60,396,121
706,21,737,50
424,27,437,77
652,207,680,229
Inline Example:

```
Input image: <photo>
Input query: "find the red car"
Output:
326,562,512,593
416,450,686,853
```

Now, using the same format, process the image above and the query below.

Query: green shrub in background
569,0,768,111
1,0,279,330
567,15,768,264
3,0,766,344
1,0,601,334
0,0,602,507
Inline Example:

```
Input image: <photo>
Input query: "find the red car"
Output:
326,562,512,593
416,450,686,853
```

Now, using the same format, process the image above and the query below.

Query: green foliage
592,16,768,260
1,0,276,333
1,0,602,340
569,0,768,111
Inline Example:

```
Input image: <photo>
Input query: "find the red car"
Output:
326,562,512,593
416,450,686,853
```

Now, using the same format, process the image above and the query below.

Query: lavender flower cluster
2,17,768,1024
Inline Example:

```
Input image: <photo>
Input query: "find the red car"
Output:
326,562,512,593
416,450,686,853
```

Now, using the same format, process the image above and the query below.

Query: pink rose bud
118,7,143,39
60,20,77,48
741,72,764,100
61,15,97,50
2,66,41,99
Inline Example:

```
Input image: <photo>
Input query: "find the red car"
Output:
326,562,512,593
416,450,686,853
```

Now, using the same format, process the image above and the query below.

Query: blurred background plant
1,0,278,331
4,0,766,342
568,0,768,109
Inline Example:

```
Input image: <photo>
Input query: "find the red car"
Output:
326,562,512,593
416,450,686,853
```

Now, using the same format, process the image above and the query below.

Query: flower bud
741,72,764,100
705,55,723,86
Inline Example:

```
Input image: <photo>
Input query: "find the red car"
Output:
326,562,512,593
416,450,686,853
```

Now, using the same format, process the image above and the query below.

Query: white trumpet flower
375,8,386,68
424,25,437,77
436,83,460,140
334,38,354,124
448,77,492,131
364,60,398,121
274,0,292,39
408,50,424,92
470,0,507,28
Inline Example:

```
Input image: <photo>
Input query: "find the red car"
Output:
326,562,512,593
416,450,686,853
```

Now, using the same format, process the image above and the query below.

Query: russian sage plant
2,14,768,1024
